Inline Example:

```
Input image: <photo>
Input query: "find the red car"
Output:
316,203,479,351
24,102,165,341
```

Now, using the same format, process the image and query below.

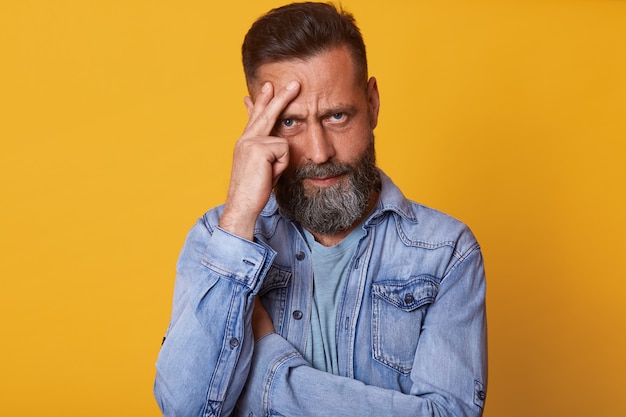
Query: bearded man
155,3,487,416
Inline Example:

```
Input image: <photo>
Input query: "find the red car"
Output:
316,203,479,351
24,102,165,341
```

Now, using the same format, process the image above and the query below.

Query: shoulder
376,172,479,253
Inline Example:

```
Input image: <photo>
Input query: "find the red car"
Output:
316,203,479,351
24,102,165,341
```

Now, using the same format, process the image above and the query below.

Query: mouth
303,173,345,188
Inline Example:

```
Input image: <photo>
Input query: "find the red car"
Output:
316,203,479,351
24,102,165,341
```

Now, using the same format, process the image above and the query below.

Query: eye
331,113,345,121
273,118,299,136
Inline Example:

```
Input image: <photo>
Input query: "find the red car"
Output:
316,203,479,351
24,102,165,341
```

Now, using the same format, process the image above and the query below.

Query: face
249,46,381,235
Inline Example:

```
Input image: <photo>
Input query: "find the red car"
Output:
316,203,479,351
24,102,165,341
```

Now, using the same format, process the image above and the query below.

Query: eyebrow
279,104,358,121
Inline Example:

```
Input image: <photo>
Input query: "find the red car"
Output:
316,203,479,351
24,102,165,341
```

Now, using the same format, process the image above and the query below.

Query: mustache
293,161,352,181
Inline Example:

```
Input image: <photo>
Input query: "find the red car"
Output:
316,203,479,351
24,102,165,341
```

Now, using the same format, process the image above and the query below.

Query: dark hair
242,2,368,88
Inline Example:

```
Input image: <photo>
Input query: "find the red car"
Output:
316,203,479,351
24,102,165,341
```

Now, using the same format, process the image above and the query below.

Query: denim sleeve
237,247,487,417
154,219,276,417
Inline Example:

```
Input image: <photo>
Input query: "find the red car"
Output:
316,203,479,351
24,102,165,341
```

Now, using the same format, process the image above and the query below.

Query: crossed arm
154,222,487,417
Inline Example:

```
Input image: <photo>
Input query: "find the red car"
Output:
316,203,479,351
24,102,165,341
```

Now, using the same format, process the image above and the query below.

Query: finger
245,81,300,137
244,81,272,117
244,82,274,125
271,144,289,186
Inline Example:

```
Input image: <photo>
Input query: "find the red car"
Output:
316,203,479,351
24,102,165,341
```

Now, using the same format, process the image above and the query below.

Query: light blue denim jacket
154,171,487,417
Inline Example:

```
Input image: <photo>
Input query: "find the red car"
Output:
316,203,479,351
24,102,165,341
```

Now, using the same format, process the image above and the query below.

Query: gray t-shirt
303,225,364,374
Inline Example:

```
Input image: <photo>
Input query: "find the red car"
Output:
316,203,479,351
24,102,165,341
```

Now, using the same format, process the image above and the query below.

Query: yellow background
1,1,625,416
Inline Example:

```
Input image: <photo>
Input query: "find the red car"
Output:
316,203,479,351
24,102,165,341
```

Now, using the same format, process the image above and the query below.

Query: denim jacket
154,171,487,417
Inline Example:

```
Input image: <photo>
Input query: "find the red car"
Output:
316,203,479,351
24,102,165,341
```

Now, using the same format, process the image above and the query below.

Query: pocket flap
372,275,439,312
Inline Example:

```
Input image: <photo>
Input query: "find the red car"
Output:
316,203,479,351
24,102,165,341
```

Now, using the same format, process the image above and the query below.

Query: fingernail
262,82,271,93
286,81,298,91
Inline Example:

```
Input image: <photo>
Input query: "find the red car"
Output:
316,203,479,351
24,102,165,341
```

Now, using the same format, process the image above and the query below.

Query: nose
305,123,335,164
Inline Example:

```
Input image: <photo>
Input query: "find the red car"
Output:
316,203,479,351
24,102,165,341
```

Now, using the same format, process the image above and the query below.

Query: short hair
242,2,368,89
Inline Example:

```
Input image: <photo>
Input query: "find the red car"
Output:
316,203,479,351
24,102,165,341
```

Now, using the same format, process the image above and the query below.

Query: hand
251,296,274,342
219,81,301,240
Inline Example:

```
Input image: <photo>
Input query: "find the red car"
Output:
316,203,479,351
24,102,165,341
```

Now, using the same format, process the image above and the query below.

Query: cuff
201,226,276,293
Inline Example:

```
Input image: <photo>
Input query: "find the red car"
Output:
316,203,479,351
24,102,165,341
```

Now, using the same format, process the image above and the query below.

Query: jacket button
295,251,306,261
292,310,303,320
477,390,487,401
404,293,414,304
229,337,240,348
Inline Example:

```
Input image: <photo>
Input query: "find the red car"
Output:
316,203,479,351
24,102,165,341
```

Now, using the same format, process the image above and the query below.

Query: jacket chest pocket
371,275,439,374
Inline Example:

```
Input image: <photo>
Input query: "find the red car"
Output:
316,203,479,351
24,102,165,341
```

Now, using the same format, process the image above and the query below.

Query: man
154,2,487,416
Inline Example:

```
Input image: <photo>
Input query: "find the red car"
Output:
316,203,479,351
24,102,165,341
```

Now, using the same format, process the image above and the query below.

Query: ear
244,95,254,117
367,77,380,129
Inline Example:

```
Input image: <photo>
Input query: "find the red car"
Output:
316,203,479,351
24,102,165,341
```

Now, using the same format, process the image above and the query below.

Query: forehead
249,46,364,101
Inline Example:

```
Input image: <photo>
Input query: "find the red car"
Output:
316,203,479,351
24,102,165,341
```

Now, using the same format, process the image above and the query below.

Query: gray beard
274,140,380,235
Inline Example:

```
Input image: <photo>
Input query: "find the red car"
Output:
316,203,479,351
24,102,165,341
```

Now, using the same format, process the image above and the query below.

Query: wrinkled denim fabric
155,171,487,417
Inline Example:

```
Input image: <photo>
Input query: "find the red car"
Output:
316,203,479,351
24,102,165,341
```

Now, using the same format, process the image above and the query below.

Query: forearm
238,334,457,417
154,221,276,417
